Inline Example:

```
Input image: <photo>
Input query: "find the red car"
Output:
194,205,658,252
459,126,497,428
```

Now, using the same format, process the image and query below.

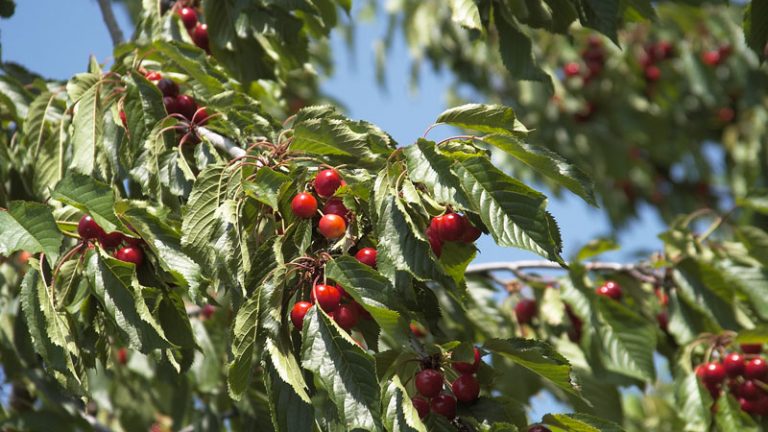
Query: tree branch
196,127,247,159
96,0,125,47
466,260,659,284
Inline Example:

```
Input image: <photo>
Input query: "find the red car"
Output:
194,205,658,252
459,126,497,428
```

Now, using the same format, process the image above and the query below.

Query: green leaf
578,0,620,42
243,167,291,210
715,393,759,432
19,268,76,375
674,258,738,330
483,338,578,396
152,41,228,99
89,252,172,352
737,192,768,214
382,375,428,432
574,239,619,262
483,134,597,206
461,396,528,430
117,203,205,301
447,0,481,31
51,172,119,232
455,157,563,263
228,290,260,400
325,256,408,341
674,371,711,432
0,201,62,265
543,412,625,432
290,118,391,168
435,104,518,135
736,226,768,267
265,355,315,432
744,0,768,58
594,297,657,381
300,307,382,431
719,263,768,321
494,14,552,86
403,139,471,209
69,78,103,175
736,326,768,345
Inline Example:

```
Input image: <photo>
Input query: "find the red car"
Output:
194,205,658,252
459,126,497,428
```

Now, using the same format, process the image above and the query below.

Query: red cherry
596,281,622,300
124,236,143,247
745,358,768,381
515,298,538,325
162,96,180,115
724,353,745,378
290,193,318,218
655,41,675,60
191,24,209,52
312,285,342,312
99,231,124,249
201,304,216,319
410,323,426,338
426,227,442,257
644,65,661,82
116,347,128,365
78,215,105,240
742,344,763,354
175,95,197,120
655,288,668,306
700,362,726,385
738,380,762,400
740,397,757,413
429,394,456,419
755,395,768,415
314,169,343,197
656,311,669,332
192,107,209,125
411,397,429,419
453,347,481,374
156,78,179,97
435,213,465,242
460,223,482,243
332,304,359,331
119,110,127,128
144,71,162,81
290,301,313,330
322,198,350,221
718,44,733,59
115,247,144,266
318,214,346,240
177,7,198,30
415,369,444,398
451,374,480,403
355,248,377,268
702,50,721,66
717,107,735,123
563,62,581,78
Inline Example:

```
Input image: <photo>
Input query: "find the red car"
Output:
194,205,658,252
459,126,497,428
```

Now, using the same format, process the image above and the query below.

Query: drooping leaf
455,157,563,263
300,307,382,431
0,201,62,265
483,134,597,206
228,289,261,400
69,78,103,175
594,297,657,381
542,412,625,432
403,139,471,209
483,338,578,396
51,172,119,232
435,104,519,135
265,355,315,432
494,14,552,86
382,375,428,432
744,0,768,58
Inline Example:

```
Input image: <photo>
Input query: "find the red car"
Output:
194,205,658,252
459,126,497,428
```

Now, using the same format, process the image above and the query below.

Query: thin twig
466,260,660,284
197,127,249,159
95,0,125,46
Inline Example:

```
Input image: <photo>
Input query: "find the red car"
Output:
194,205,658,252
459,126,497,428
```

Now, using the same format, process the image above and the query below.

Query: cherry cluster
697,343,768,416
78,215,144,266
176,5,209,53
152,75,209,126
290,283,371,332
426,213,482,257
701,44,732,68
291,168,350,240
410,348,482,421
560,35,605,121
638,40,675,84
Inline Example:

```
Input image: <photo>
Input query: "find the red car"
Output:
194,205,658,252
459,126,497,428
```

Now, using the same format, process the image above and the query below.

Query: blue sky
0,0,670,421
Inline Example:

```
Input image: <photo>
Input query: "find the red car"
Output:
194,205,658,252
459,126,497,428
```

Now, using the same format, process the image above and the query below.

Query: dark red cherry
177,7,198,30
415,369,444,398
115,247,144,266
290,301,312,330
163,96,180,115
596,281,622,301
453,347,481,374
515,298,538,325
312,285,342,312
322,198,350,221
175,95,197,120
314,169,343,197
332,304,359,331
99,231,124,249
742,344,763,354
156,78,179,97
192,24,209,52
451,374,480,403
411,397,429,419
77,215,105,240
354,248,377,268
429,394,456,419
724,353,745,378
745,358,768,381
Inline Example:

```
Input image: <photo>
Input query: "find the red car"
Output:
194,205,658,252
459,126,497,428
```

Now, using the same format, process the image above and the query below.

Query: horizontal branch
466,260,659,284
197,127,247,159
